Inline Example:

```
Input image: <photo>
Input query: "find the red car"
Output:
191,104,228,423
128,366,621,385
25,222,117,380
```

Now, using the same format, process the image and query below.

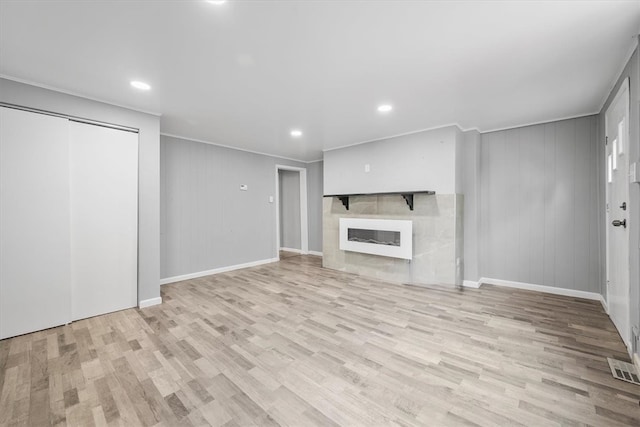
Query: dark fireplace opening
347,228,401,247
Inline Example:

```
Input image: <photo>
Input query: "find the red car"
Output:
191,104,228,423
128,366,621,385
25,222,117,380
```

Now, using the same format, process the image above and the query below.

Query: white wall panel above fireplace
324,126,457,195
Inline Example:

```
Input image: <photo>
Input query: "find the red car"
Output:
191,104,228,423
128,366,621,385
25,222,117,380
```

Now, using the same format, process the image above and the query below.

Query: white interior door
69,121,138,321
605,78,630,350
0,107,71,339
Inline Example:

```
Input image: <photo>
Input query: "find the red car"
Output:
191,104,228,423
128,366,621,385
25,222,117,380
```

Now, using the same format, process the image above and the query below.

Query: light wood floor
278,250,301,260
1,255,639,426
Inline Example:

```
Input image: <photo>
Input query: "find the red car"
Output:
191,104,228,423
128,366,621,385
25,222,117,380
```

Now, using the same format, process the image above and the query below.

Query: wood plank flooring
1,255,639,426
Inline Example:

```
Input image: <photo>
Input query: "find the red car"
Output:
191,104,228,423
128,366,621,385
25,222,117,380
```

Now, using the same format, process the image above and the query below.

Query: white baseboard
279,248,323,257
160,258,279,285
599,295,609,313
479,277,605,305
462,280,480,288
280,247,303,254
139,297,162,308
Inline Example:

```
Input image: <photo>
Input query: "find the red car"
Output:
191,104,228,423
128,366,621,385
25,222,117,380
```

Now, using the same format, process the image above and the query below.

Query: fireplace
339,218,412,260
324,193,461,286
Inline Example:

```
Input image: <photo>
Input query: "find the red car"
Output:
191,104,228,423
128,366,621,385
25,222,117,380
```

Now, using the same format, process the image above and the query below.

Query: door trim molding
0,102,139,133
275,165,309,256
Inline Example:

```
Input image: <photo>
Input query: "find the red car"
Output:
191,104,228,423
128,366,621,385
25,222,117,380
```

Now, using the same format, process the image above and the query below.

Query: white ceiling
1,1,639,162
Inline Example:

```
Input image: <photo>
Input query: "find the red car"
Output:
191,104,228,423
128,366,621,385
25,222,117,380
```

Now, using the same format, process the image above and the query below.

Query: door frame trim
0,102,139,133
275,165,308,257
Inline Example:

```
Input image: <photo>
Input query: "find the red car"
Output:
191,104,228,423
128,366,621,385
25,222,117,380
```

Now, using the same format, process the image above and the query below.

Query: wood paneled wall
479,116,601,293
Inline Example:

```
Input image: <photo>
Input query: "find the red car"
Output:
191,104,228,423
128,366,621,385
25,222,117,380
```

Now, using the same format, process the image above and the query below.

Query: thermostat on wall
240,184,248,191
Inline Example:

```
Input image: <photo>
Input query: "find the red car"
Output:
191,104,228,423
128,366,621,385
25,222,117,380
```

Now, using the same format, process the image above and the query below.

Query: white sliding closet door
0,107,72,339
69,122,138,321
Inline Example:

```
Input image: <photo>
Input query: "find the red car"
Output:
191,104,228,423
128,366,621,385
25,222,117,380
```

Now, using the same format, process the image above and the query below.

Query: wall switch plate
364,164,370,173
269,196,274,203
240,184,248,191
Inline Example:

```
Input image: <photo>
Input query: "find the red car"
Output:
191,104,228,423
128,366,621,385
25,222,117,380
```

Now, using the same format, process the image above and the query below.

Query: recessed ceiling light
130,81,151,91
207,0,227,4
290,130,303,137
377,104,393,113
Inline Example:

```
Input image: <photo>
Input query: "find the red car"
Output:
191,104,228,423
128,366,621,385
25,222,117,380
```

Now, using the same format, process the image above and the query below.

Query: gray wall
454,126,465,194
323,126,458,195
160,135,323,279
0,78,161,304
461,130,481,281
279,170,301,250
599,44,639,353
307,161,324,253
479,116,601,293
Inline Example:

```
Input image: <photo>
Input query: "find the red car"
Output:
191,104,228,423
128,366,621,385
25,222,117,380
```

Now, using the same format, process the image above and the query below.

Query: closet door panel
0,107,71,339
69,122,138,321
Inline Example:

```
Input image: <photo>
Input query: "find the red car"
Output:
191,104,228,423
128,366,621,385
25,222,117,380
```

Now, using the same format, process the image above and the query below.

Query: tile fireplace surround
323,193,463,286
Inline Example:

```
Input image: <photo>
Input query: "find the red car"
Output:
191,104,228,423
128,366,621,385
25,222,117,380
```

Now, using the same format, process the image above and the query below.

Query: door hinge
606,136,608,145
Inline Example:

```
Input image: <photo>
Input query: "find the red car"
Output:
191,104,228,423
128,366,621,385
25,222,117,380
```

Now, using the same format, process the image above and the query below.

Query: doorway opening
275,165,308,259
